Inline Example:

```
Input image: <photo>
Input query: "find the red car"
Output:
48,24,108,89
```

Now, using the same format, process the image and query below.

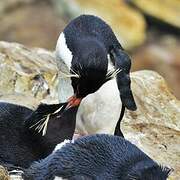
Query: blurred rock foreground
0,41,179,179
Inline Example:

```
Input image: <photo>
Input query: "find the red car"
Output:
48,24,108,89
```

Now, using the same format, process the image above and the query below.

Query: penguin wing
110,48,137,111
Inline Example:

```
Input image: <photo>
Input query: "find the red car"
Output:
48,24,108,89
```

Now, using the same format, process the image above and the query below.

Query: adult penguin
56,15,137,136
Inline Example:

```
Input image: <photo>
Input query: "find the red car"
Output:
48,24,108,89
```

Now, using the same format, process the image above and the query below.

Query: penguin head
71,67,107,98
67,39,108,107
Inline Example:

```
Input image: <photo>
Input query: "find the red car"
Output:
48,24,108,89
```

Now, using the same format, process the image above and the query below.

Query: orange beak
66,95,82,110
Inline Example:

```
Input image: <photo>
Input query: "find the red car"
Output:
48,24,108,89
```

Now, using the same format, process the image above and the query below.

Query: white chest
76,79,121,135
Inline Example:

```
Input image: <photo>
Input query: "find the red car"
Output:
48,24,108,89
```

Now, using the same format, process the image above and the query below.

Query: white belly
76,79,121,135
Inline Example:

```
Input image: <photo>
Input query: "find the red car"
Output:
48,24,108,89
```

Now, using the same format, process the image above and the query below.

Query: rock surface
124,71,180,179
130,0,180,28
0,166,9,180
0,42,179,179
0,41,59,108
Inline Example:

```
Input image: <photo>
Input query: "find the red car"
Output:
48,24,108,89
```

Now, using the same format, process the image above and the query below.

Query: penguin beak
66,95,82,110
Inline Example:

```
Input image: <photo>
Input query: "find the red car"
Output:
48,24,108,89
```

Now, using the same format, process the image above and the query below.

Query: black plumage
63,15,136,109
0,102,77,170
56,15,137,136
23,134,171,180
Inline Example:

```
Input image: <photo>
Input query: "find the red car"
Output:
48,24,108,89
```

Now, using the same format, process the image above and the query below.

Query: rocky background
0,0,180,179
0,0,180,99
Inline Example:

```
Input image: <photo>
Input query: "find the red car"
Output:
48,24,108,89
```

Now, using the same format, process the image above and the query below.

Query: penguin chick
23,134,171,180
0,102,77,170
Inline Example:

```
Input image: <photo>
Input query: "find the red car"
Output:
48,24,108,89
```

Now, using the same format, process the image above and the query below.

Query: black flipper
110,48,136,137
114,105,125,137
110,48,137,111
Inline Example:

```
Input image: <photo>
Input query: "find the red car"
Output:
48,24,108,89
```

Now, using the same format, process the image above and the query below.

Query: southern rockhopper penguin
56,15,137,136
23,134,171,180
0,102,77,170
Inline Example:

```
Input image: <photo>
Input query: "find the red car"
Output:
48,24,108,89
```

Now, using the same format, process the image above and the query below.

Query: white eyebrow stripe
56,32,73,70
